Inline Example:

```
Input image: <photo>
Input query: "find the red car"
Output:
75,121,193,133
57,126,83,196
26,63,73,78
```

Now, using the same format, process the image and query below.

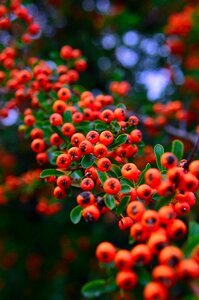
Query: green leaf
171,139,184,161
154,144,164,171
75,121,93,133
155,195,174,210
81,154,95,168
95,121,109,131
137,163,151,186
70,206,83,224
71,170,83,180
40,169,65,178
109,134,128,150
120,178,132,186
111,165,121,176
104,194,116,210
110,120,121,134
116,195,130,215
134,267,151,285
120,184,131,194
117,103,126,110
81,279,117,298
183,221,199,256
63,110,72,122
48,151,63,165
96,170,107,184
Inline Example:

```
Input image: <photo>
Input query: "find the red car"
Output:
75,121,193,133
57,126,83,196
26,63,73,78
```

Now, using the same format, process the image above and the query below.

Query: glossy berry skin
53,186,66,199
61,123,75,137
76,191,95,207
93,144,108,158
142,210,159,231
137,184,153,203
158,246,183,267
126,201,146,222
130,129,142,143
166,219,187,240
57,175,71,189
68,147,82,161
121,163,140,181
158,205,175,225
80,178,94,191
79,140,93,155
114,250,133,270
130,222,149,242
148,232,168,255
31,139,45,153
152,265,176,287
116,270,137,290
95,242,116,263
103,178,121,195
82,205,100,222
189,160,199,179
56,154,71,169
131,244,152,265
49,113,63,126
143,282,168,300
177,259,199,280
145,168,161,188
99,131,113,146
71,133,85,147
97,157,112,172
86,131,99,144
118,217,134,231
57,87,71,101
160,152,178,169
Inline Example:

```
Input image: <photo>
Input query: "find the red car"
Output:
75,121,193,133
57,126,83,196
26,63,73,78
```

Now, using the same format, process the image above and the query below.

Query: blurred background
0,0,198,299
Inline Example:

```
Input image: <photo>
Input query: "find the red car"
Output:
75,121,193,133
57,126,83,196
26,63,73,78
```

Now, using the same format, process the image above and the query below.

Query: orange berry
95,242,116,263
114,250,133,270
116,270,137,290
103,178,121,195
160,152,178,169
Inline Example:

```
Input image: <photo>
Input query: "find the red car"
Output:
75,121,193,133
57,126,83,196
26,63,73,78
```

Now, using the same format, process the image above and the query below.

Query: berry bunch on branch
0,1,199,300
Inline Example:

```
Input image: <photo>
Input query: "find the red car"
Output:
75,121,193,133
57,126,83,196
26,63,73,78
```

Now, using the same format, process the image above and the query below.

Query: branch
164,125,198,145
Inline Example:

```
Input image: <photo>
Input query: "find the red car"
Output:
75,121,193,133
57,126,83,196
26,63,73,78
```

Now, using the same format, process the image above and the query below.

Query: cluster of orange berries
0,168,61,215
92,154,199,298
0,1,40,44
165,5,194,37
144,100,188,137
96,240,199,299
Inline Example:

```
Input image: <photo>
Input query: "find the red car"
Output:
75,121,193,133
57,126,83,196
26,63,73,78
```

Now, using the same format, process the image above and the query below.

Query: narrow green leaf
137,163,151,186
116,195,130,215
63,110,72,122
96,170,107,184
48,151,63,165
183,221,199,256
109,134,128,150
81,154,95,168
154,144,164,171
120,178,132,186
120,184,131,194
40,169,65,178
111,165,121,176
81,279,117,298
71,170,83,180
95,121,109,131
171,139,184,161
70,206,83,224
110,120,121,134
134,267,151,285
155,195,174,210
104,194,116,210
117,103,126,109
